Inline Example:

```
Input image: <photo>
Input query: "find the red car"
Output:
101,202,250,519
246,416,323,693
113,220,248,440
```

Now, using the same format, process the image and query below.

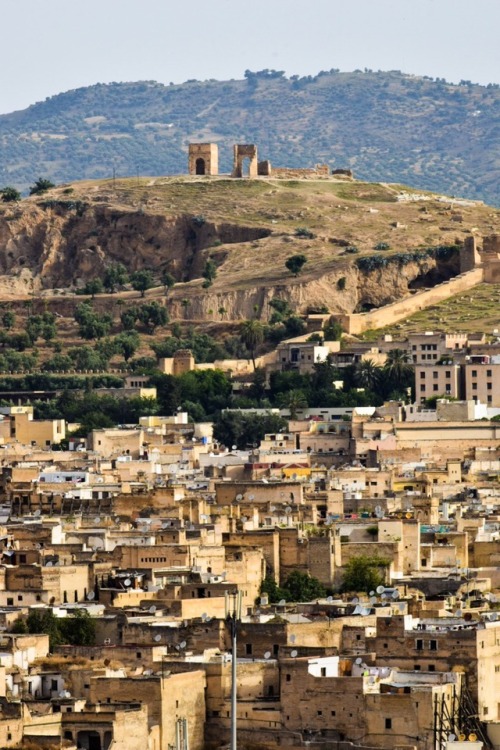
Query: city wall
335,267,484,334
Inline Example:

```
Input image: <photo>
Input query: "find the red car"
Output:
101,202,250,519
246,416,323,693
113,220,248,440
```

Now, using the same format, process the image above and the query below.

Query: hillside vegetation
0,70,499,204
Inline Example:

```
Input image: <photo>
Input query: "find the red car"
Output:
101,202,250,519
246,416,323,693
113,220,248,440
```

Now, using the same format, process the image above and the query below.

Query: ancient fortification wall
335,267,484,335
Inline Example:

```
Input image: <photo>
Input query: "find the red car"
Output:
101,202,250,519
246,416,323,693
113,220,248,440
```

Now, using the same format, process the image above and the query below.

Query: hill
0,70,499,205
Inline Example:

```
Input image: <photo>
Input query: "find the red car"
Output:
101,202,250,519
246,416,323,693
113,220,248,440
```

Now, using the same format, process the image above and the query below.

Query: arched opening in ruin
195,158,206,175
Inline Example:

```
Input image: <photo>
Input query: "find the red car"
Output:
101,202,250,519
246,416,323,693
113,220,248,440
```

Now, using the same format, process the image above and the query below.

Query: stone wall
336,267,484,334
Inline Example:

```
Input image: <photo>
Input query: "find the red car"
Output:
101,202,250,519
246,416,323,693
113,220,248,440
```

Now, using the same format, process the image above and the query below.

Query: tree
1,311,15,329
202,259,217,288
341,555,389,593
281,571,326,602
279,389,308,419
103,262,128,293
240,319,264,369
213,411,287,450
382,349,413,396
29,177,55,195
136,301,168,333
323,319,343,341
114,331,140,361
130,269,155,297
0,186,21,202
81,278,104,298
74,304,112,340
161,270,176,294
285,254,307,276
353,359,381,391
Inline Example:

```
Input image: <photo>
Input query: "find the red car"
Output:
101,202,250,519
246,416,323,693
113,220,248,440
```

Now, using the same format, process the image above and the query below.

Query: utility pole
226,591,242,750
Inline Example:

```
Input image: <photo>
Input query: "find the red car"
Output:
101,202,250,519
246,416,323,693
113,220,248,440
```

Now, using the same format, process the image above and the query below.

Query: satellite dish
270,506,276,512
241,516,248,523
235,494,243,502
262,478,268,484
278,599,286,606
376,586,385,595
46,561,53,567
326,596,333,603
180,640,187,649
144,669,153,676
447,734,456,743
290,634,296,644
248,494,255,501
34,509,41,518
285,506,292,515
355,657,363,665
201,613,208,622
351,597,359,604
154,634,161,642
264,651,271,659
58,691,66,698
392,590,399,600
124,578,132,587
370,597,377,605
87,591,95,601
35,543,41,550
232,445,237,451
454,609,462,617
149,605,156,614
94,517,101,524
291,649,298,658
369,591,375,597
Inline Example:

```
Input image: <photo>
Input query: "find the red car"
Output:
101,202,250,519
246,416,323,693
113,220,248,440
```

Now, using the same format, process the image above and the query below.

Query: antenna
124,578,132,587
376,585,385,595
290,649,298,658
154,634,162,642
264,651,271,660
149,605,156,614
94,517,101,524
87,591,95,601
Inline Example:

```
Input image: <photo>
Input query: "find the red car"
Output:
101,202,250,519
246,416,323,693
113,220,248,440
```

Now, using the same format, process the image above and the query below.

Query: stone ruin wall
271,164,330,179
335,267,485,335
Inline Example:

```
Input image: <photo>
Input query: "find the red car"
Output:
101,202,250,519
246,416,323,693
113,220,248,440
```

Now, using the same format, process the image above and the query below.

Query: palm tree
383,349,413,395
240,319,264,370
279,389,308,420
353,359,381,392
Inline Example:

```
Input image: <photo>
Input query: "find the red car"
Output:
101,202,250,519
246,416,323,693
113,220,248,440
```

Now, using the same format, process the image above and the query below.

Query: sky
0,0,499,115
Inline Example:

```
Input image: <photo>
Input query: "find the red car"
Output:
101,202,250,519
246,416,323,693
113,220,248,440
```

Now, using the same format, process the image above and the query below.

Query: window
321,668,326,677
472,370,477,377
51,679,58,691
420,385,426,392
445,371,451,378
428,664,435,672
420,372,426,378
245,643,252,656
487,382,492,390
472,383,477,390
433,384,439,392
385,718,392,730
286,674,291,682
317,710,322,716
416,639,423,651
487,369,492,377
429,640,437,651
433,372,438,379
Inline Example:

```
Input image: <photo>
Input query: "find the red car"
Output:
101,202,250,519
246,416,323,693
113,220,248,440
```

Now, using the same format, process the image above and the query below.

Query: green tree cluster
261,571,326,603
12,609,96,650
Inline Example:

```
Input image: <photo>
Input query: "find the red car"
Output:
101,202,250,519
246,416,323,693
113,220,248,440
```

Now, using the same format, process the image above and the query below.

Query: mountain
0,70,499,205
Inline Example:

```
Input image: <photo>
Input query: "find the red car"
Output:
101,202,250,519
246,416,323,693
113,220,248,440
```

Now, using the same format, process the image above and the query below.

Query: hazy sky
1,0,498,114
